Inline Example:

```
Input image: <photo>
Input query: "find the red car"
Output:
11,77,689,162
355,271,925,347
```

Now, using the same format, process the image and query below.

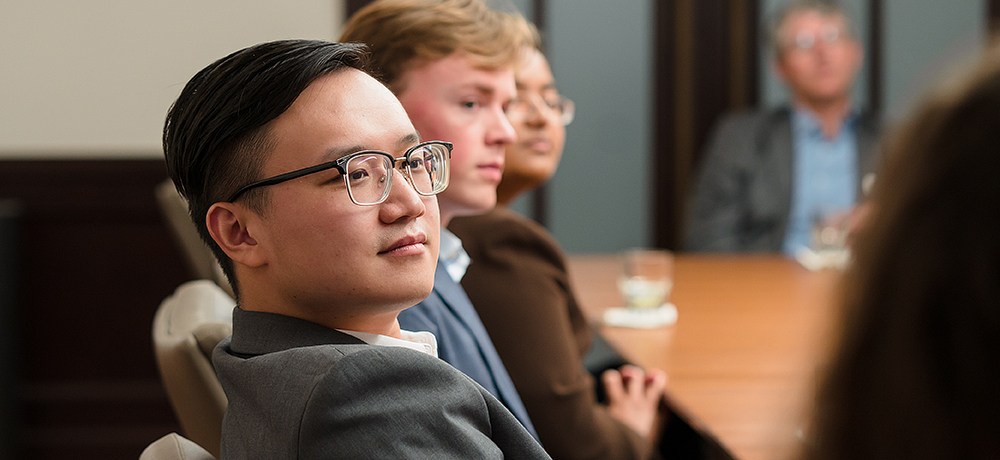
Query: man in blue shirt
686,0,881,254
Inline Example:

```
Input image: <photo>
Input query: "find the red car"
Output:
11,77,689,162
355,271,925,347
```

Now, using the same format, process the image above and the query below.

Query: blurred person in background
803,38,1000,460
686,0,881,255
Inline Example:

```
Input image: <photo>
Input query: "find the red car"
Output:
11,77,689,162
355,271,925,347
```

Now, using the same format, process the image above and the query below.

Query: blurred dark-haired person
341,0,541,440
450,46,670,460
803,40,1000,460
163,39,549,459
687,0,881,255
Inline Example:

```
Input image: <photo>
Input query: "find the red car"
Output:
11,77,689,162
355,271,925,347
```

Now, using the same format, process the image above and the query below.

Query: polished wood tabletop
567,254,844,460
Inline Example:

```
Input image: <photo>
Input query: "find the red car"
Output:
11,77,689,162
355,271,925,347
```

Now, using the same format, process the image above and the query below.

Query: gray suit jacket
214,308,551,459
685,106,881,252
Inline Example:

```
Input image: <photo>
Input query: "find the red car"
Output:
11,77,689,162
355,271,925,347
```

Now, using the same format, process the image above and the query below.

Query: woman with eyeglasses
450,46,670,460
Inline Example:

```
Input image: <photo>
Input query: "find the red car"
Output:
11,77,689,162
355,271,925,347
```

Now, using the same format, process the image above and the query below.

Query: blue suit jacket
398,260,539,442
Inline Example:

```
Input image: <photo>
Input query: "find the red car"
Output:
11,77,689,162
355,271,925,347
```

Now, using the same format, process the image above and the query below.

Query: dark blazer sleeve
685,112,756,252
685,108,796,253
298,347,550,459
451,209,658,460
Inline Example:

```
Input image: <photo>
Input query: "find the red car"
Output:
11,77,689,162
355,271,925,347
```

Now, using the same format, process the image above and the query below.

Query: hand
602,365,668,442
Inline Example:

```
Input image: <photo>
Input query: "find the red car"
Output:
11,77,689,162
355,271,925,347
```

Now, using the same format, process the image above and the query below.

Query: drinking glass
618,249,674,310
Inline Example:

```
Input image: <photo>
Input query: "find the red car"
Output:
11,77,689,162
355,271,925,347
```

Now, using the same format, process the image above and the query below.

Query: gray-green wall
507,0,654,253
515,0,988,255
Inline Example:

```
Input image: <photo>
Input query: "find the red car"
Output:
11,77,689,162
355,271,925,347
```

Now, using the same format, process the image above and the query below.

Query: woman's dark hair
805,41,1000,460
163,40,370,297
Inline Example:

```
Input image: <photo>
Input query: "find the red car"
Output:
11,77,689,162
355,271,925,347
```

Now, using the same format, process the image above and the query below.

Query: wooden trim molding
0,159,191,459
653,0,761,249
868,0,884,113
345,0,373,17
989,0,1000,33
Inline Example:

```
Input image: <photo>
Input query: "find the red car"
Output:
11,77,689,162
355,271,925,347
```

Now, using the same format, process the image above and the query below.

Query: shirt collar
438,227,471,282
336,329,439,357
792,105,859,138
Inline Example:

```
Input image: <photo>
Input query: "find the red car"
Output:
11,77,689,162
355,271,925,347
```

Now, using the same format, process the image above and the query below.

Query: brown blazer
450,207,658,460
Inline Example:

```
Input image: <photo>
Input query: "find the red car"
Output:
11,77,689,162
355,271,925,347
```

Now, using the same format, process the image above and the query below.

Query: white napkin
795,247,851,271
603,303,678,329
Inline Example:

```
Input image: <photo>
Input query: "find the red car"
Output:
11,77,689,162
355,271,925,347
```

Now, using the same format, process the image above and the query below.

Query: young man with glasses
341,0,541,442
163,39,549,459
687,0,881,255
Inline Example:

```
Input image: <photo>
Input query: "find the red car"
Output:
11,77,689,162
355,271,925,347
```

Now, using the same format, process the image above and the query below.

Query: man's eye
462,100,478,109
348,169,370,181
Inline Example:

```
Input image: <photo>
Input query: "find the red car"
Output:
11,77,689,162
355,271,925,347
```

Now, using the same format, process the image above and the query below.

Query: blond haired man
342,0,540,440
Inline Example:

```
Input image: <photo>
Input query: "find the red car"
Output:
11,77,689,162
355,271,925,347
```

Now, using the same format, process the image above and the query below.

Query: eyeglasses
507,94,576,126
785,25,846,51
226,141,452,205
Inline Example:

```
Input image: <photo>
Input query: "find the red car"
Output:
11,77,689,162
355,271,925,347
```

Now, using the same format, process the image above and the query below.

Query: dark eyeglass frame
226,140,453,204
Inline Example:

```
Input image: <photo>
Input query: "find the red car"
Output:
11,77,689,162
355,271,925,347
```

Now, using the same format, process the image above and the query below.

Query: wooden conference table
566,254,844,460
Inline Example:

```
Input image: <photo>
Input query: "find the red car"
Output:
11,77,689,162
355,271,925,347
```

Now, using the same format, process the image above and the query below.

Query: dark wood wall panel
869,0,884,113
346,0,374,17
653,0,760,250
992,0,1000,32
0,159,192,459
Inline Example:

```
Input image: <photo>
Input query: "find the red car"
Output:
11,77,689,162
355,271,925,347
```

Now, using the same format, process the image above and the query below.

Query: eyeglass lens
791,25,842,50
509,94,575,126
345,143,449,205
345,153,392,205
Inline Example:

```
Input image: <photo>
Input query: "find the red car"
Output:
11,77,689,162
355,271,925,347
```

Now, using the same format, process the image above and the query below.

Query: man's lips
379,233,428,255
521,137,552,153
478,162,503,182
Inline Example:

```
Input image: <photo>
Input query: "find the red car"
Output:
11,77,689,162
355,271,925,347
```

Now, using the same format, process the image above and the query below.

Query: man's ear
206,202,267,268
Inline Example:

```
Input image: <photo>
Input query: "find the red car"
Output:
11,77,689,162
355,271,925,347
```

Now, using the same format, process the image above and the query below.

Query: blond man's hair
341,0,537,92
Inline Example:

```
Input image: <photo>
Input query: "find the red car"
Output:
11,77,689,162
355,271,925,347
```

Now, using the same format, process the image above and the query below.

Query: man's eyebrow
515,80,558,90
321,132,423,162
322,145,367,162
460,83,497,97
398,132,422,148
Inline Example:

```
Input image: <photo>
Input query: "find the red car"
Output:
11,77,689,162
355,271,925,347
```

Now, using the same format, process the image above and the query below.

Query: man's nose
380,169,425,222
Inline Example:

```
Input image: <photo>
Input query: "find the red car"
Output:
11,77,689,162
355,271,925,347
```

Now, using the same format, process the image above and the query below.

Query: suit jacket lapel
430,261,540,440
432,261,484,332
745,108,794,248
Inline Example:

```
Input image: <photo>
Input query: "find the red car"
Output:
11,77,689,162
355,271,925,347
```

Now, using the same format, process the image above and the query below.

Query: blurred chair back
140,432,216,460
155,179,233,297
153,280,235,458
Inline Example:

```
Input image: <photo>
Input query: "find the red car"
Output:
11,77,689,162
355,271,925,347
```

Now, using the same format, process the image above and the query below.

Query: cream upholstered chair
140,432,215,460
155,179,233,297
153,280,235,458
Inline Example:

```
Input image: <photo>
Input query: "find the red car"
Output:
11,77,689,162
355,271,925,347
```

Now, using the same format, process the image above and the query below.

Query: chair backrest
154,179,233,297
140,432,216,460
153,280,235,458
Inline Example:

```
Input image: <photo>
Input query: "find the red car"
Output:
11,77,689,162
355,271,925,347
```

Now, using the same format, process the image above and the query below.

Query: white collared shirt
438,228,471,283
337,329,439,357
